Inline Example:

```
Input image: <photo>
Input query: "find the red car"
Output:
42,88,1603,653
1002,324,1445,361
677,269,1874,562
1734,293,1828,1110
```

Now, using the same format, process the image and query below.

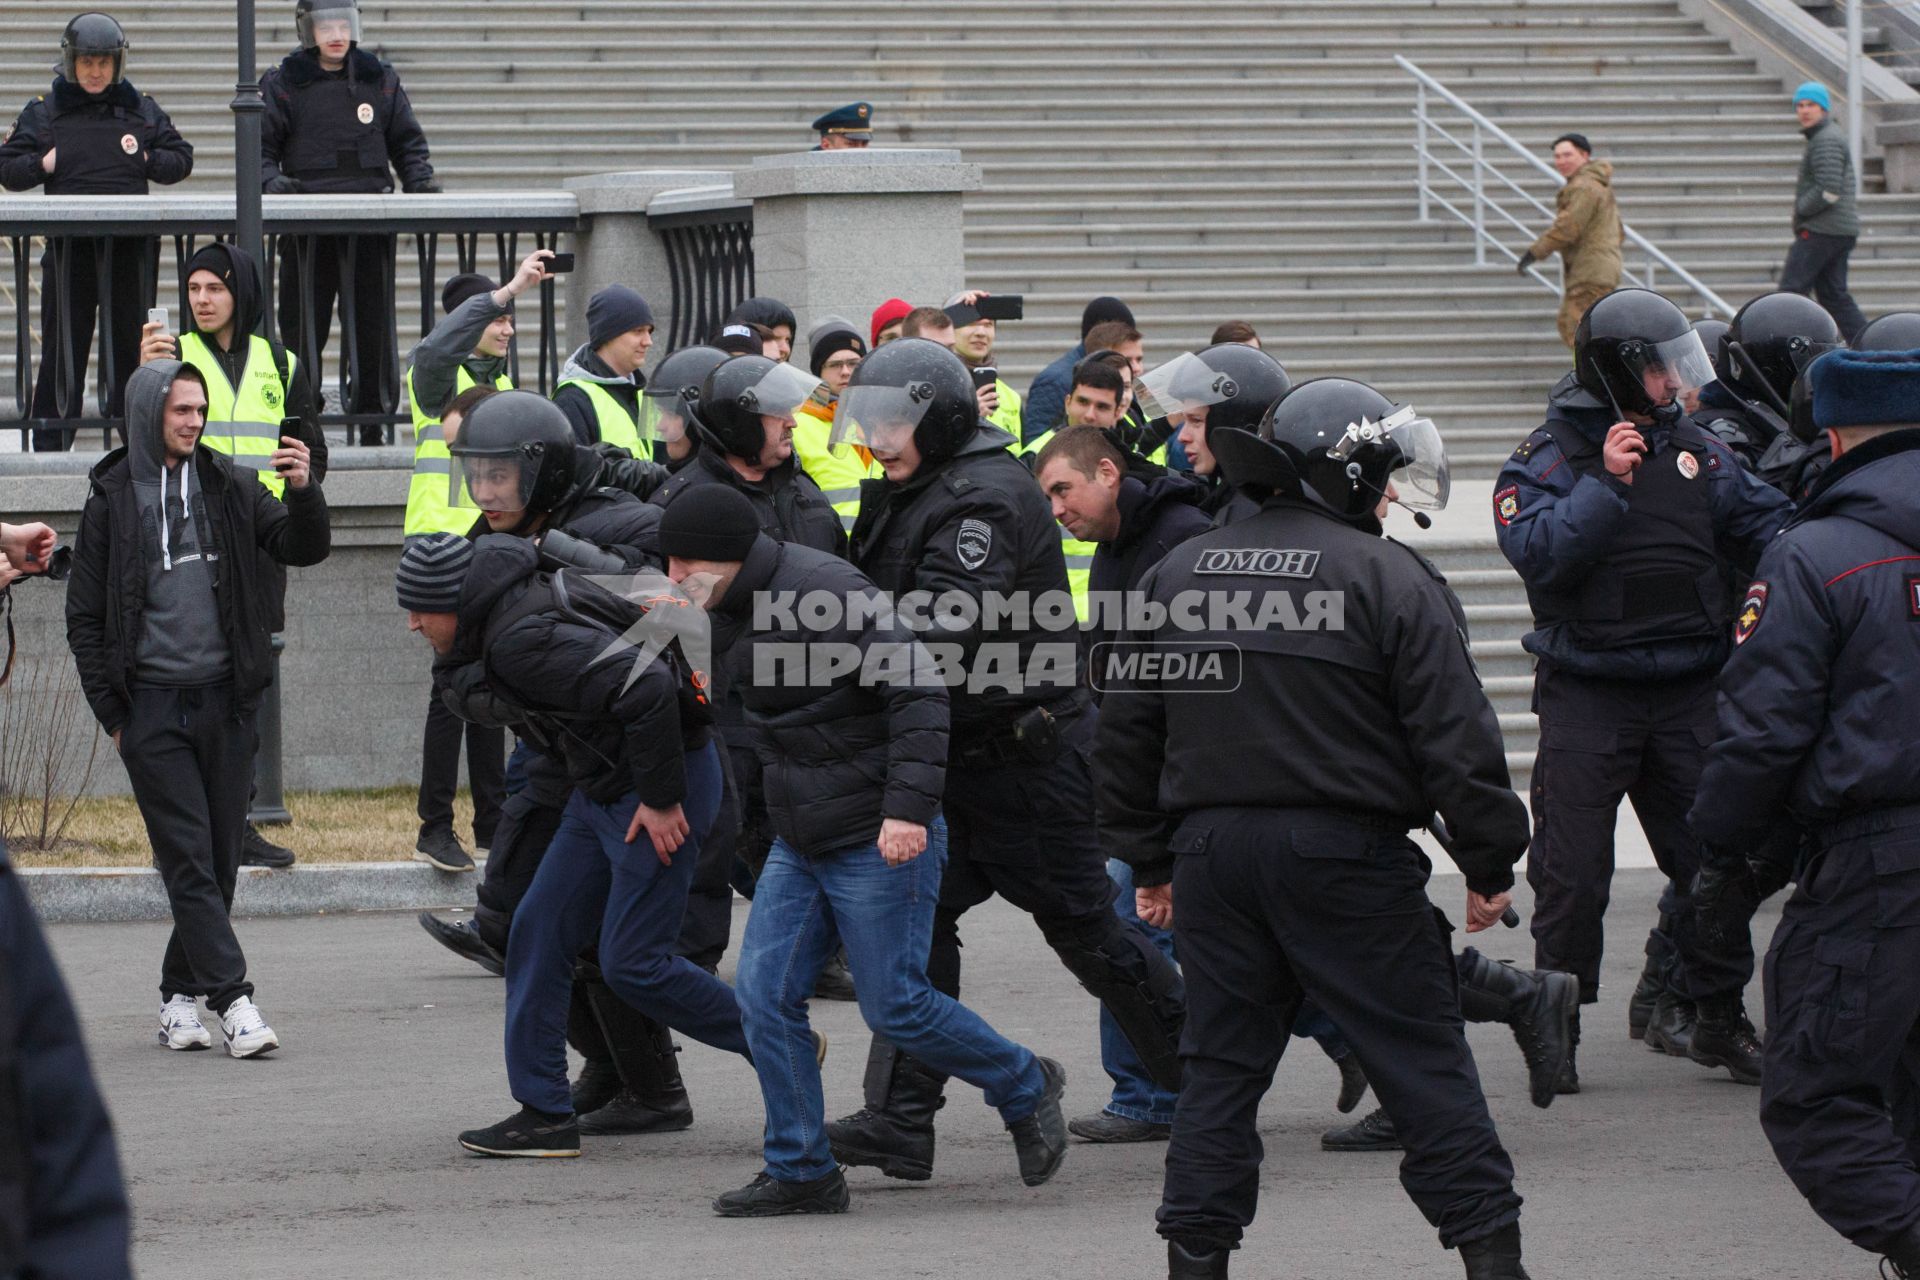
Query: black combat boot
1644,991,1697,1058
827,1040,948,1181
1457,949,1578,1109
1007,1057,1068,1186
579,988,694,1134
1334,1051,1369,1114
1688,996,1763,1085
1556,1007,1581,1095
814,945,857,1001
1458,1223,1530,1279
1168,1239,1230,1278
1881,1219,1920,1278
1322,1105,1401,1152
1628,953,1663,1040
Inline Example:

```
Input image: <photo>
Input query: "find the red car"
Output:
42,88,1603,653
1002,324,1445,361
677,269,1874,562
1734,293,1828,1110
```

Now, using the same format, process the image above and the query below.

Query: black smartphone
545,251,575,274
970,365,999,390
275,417,302,471
974,294,1023,322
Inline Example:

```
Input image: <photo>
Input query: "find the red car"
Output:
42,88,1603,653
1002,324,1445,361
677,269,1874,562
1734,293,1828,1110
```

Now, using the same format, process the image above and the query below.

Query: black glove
1692,860,1760,954
405,177,443,194
1514,252,1537,275
263,175,304,194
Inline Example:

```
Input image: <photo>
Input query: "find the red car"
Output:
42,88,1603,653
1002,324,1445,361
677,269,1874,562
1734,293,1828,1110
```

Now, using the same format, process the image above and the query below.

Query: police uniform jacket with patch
260,47,433,193
1093,496,1528,892
1688,429,1920,849
850,423,1075,739
710,534,948,858
0,77,192,194
1493,372,1790,680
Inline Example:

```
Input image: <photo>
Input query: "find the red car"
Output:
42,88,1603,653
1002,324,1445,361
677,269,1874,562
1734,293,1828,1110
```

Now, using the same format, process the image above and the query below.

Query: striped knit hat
396,533,473,612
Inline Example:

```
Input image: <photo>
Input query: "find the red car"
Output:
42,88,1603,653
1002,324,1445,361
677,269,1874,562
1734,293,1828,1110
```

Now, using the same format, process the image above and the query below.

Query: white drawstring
159,459,192,572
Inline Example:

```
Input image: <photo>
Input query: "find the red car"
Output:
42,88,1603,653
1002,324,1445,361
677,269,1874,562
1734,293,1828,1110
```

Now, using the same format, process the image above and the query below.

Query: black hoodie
1691,430,1920,846
0,76,192,194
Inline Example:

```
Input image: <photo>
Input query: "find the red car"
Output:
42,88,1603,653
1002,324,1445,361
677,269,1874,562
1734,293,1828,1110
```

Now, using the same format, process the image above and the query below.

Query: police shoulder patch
1495,484,1520,527
1734,580,1769,646
955,517,992,570
1510,431,1550,463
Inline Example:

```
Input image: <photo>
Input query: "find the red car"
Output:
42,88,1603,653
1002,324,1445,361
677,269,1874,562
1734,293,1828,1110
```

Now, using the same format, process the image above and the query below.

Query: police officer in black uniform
1688,348,1920,1278
1493,288,1790,1086
1096,377,1531,1279
641,344,727,474
1691,291,1841,488
0,12,192,449
261,0,438,445
1765,310,1920,507
822,337,1185,1183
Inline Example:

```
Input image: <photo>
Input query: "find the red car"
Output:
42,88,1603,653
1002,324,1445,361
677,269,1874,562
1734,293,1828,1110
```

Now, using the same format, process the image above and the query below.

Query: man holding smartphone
943,291,1024,439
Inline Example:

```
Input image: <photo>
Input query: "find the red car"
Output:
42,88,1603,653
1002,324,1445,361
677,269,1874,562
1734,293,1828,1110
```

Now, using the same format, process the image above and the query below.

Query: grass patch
10,787,480,868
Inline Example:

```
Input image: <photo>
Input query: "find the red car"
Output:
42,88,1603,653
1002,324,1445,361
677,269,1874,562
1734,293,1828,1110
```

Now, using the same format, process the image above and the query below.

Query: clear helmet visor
1326,405,1451,512
1620,329,1717,407
830,382,938,453
298,6,362,49
735,363,824,424
449,449,536,515
1135,352,1241,422
640,388,691,446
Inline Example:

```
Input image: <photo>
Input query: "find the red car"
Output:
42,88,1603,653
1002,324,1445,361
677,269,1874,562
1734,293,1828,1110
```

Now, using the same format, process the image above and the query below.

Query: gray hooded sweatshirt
127,360,231,686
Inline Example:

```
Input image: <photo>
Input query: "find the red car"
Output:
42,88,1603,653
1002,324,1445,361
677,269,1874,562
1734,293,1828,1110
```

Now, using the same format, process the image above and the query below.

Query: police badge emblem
956,518,992,570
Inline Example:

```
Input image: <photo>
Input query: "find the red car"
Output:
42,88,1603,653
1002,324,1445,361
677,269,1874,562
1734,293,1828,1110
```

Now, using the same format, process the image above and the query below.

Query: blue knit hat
1807,347,1920,431
1794,81,1831,112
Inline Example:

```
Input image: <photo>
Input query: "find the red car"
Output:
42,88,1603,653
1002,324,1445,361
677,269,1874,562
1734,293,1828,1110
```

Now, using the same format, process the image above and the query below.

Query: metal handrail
1396,54,1734,320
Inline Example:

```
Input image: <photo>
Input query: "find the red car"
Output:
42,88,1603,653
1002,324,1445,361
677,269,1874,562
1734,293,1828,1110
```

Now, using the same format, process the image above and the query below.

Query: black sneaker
711,1168,850,1218
457,1106,579,1158
1007,1057,1068,1186
416,829,476,873
1067,1111,1170,1143
416,912,505,976
1322,1105,1401,1152
241,824,296,869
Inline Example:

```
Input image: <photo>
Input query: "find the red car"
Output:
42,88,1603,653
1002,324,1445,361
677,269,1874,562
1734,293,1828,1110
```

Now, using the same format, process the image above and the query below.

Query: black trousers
1781,230,1869,343
1526,666,1753,1004
122,685,256,1014
31,237,152,449
416,688,504,848
1160,807,1521,1254
277,234,396,443
1761,806,1920,1253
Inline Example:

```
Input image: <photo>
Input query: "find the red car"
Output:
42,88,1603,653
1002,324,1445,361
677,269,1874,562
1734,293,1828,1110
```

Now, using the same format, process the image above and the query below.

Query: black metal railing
649,199,755,353
0,193,580,450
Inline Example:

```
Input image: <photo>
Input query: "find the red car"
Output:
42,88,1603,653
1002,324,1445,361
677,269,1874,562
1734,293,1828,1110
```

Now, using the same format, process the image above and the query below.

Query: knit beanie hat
441,273,498,314
588,284,656,348
656,485,761,562
396,532,473,612
807,316,867,376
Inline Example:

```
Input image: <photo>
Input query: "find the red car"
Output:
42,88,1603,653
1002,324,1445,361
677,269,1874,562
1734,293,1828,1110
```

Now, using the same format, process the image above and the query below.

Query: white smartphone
147,306,168,330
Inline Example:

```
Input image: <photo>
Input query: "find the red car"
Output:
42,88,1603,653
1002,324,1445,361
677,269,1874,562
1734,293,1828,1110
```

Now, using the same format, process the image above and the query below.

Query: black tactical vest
1525,417,1733,649
46,100,148,194
281,72,389,192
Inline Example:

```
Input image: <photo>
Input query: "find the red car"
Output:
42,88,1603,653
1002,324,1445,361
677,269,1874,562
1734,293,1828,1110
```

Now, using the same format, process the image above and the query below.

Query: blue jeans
503,743,747,1115
737,818,1046,1182
1099,858,1180,1124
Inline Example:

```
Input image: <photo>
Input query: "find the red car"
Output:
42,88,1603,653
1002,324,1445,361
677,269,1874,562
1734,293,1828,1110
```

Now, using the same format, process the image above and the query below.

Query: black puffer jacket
456,536,708,806
712,535,947,857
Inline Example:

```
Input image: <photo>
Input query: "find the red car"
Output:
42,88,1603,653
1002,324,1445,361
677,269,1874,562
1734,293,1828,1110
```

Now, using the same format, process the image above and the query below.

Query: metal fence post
1472,124,1486,265
1415,82,1430,222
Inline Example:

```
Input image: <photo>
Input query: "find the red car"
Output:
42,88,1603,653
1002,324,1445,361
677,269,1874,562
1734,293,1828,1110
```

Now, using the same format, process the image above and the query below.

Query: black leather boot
826,1038,948,1181
1688,996,1763,1085
1168,1239,1229,1278
1457,948,1578,1109
1881,1219,1920,1278
1458,1223,1531,1279
1644,991,1697,1058
1555,1006,1581,1095
1627,950,1664,1040
579,986,694,1134
1322,1105,1400,1152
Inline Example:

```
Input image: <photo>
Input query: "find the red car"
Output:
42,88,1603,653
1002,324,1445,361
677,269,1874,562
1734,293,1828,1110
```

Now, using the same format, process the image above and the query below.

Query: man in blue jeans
659,486,1068,1215
397,530,756,1158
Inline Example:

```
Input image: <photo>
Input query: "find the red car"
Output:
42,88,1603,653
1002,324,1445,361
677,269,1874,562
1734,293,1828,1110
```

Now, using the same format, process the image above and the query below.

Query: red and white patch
356,102,374,125
119,133,138,155
1734,581,1769,646
1677,451,1700,480
1494,484,1519,527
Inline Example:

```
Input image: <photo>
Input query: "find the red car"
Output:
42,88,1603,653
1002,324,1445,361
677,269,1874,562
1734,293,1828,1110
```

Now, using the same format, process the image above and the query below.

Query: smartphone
974,294,1023,322
970,365,999,391
545,252,575,274
147,306,168,330
275,417,302,471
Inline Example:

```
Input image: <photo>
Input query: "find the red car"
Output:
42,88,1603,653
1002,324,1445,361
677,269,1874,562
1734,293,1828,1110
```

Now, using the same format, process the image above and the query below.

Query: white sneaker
218,996,280,1059
157,994,212,1051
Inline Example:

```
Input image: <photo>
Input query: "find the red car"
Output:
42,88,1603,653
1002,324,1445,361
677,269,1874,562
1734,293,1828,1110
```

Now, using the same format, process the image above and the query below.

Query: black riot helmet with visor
1573,288,1717,422
1135,343,1291,438
831,337,980,469
693,355,821,461
1213,377,1450,527
295,0,362,52
61,12,128,85
643,344,729,453
447,390,577,530
1722,291,1843,416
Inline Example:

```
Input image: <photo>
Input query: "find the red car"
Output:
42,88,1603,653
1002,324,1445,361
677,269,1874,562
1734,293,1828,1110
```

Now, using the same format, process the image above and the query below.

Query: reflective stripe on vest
405,363,513,538
555,377,643,454
1018,428,1094,622
792,405,880,534
989,378,1024,439
180,331,293,498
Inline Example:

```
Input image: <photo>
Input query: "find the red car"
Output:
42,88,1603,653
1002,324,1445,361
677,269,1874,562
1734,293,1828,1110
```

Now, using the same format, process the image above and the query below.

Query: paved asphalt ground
46,868,1860,1280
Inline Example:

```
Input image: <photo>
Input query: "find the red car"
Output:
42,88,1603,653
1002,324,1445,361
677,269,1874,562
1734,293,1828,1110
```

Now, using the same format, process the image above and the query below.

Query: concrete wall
0,451,431,796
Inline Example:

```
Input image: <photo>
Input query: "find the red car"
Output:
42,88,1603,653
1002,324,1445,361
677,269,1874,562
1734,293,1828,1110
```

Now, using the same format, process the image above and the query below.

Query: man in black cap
1025,296,1136,444
724,298,798,362
811,101,872,150
1690,347,1920,1278
261,0,439,444
553,284,656,452
0,11,193,450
